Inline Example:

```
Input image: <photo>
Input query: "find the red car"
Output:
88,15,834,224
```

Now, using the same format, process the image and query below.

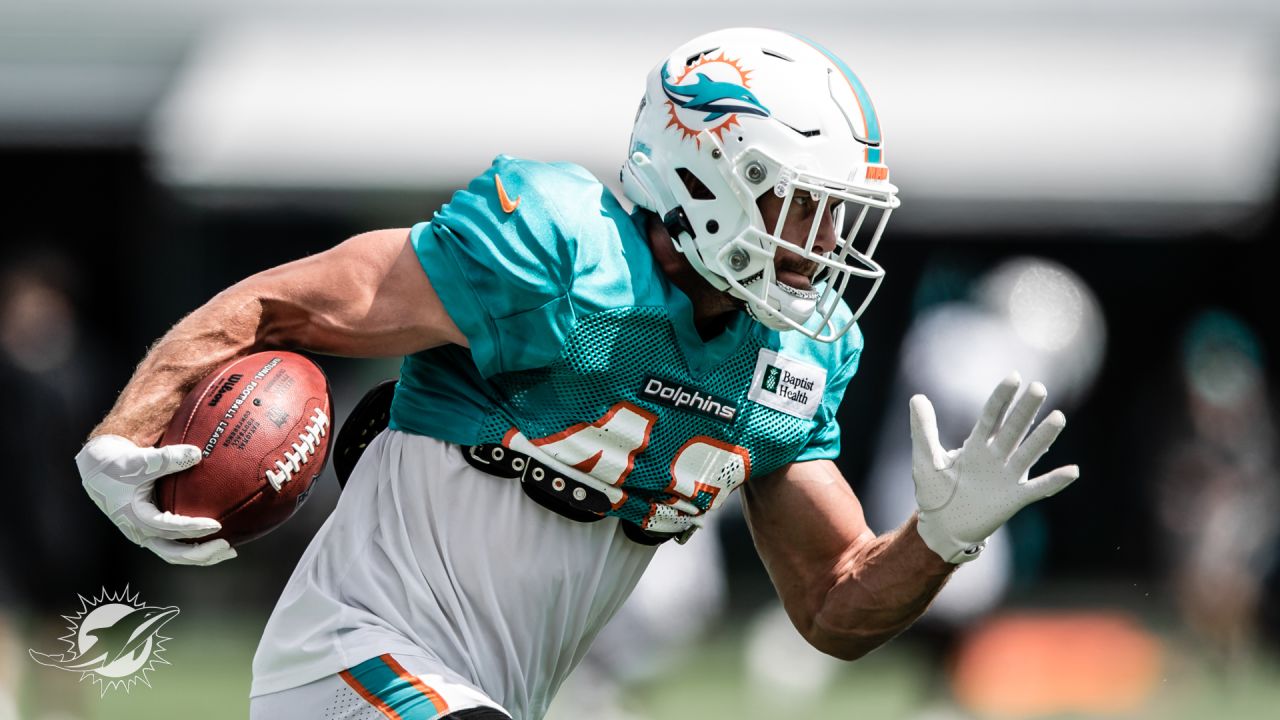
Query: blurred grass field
14,614,1280,720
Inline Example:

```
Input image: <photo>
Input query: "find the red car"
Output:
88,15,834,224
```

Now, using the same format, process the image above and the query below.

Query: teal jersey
390,156,863,534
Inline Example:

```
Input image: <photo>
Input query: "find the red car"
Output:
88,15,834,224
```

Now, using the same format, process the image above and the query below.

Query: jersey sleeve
412,157,581,377
792,327,863,463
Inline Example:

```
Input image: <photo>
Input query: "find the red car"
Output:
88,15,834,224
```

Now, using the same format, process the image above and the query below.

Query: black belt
461,444,676,546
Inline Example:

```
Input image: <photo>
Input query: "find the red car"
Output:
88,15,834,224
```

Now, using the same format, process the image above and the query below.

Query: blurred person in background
72,28,1081,720
1158,310,1280,667
0,253,115,719
865,257,1105,629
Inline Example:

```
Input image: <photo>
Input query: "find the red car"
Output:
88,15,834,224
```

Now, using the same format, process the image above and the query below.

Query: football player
75,28,1079,719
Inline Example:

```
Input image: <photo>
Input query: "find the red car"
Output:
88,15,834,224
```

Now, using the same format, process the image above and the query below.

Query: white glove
910,373,1079,564
77,435,237,566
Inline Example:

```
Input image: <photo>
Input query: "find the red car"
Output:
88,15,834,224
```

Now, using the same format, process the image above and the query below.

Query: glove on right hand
77,435,237,566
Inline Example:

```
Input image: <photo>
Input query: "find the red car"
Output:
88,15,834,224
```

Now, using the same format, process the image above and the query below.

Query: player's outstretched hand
77,435,237,566
910,372,1079,564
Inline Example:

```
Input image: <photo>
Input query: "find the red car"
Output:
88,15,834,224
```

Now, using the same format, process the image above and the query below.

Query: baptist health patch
747,348,827,420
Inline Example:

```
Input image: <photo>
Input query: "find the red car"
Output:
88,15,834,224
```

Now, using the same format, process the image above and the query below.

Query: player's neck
644,213,740,341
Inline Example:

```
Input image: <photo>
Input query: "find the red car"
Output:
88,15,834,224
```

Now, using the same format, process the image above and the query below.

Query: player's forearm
809,516,954,660
91,288,273,446
90,230,455,446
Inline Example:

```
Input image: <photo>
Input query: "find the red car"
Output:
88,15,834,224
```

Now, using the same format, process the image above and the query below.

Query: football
157,351,333,546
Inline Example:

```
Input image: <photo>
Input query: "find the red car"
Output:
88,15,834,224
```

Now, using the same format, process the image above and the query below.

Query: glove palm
911,373,1079,564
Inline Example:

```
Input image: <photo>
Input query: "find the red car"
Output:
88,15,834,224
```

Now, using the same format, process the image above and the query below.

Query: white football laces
266,407,330,491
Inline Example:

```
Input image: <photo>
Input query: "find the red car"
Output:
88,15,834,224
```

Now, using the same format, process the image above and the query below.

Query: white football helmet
622,28,900,342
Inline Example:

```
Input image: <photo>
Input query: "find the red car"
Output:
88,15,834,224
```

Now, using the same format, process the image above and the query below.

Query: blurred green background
11,608,1280,720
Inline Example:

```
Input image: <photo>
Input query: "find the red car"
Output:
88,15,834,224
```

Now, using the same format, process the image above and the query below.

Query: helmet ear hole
675,168,716,200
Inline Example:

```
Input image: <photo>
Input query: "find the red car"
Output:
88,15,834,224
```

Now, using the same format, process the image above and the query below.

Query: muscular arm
743,459,954,661
93,228,464,445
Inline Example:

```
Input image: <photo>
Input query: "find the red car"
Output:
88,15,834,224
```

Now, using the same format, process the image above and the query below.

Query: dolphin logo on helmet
660,62,771,122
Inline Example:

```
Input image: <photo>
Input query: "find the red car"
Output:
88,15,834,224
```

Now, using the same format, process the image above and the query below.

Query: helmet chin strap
741,278,819,331
772,283,819,324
